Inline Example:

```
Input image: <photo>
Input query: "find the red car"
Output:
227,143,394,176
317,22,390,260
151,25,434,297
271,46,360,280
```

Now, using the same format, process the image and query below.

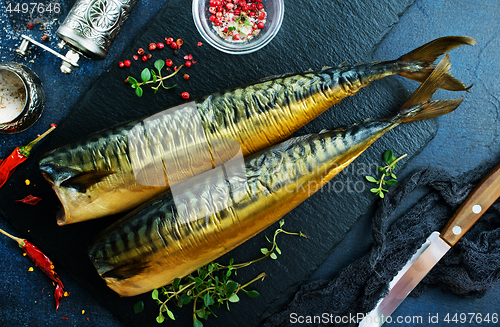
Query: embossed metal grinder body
57,0,138,61
16,0,138,74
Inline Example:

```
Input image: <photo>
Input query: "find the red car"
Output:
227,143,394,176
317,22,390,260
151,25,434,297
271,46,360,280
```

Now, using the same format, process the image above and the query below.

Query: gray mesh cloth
263,161,500,327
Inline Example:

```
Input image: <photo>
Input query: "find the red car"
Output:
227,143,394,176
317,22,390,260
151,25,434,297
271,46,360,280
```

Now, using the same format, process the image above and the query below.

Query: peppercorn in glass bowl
193,0,284,55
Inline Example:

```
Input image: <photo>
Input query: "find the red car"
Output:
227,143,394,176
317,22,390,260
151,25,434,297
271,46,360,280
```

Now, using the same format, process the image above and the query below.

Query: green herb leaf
152,69,157,84
156,314,165,323
370,188,379,193
141,68,151,83
173,278,181,291
135,86,143,97
384,149,394,165
228,26,236,31
166,307,175,320
152,289,159,300
244,290,260,298
385,179,398,186
260,248,269,255
134,301,144,314
180,293,192,305
228,294,240,303
270,252,278,260
225,281,238,296
154,59,165,71
193,317,204,327
275,245,282,255
203,293,215,307
279,219,285,228
365,176,378,183
128,76,138,85
194,277,203,286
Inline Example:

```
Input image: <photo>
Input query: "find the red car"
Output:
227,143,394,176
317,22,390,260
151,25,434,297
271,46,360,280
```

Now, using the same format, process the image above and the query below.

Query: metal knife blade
359,162,500,327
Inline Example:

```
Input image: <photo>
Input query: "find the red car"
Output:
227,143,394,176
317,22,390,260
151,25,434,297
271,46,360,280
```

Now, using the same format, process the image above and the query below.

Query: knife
359,162,500,327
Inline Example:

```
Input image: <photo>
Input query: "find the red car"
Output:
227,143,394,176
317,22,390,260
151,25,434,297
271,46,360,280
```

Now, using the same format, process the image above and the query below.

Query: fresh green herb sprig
128,60,183,97
365,149,407,198
261,219,307,259
151,220,307,326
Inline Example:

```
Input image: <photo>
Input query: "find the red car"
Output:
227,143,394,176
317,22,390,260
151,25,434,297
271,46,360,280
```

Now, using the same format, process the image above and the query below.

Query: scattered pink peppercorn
183,74,189,80
165,59,173,67
197,42,202,46
209,15,216,22
157,42,164,49
119,61,125,68
181,92,190,99
233,33,240,40
124,60,131,67
170,42,178,49
142,55,148,62
41,34,49,42
258,11,266,20
27,22,34,29
257,22,265,29
149,43,156,51
166,37,174,45
133,55,139,60
185,61,192,68
137,48,145,55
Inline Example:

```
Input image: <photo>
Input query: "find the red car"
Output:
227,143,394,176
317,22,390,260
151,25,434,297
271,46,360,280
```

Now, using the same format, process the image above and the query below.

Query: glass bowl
192,0,284,55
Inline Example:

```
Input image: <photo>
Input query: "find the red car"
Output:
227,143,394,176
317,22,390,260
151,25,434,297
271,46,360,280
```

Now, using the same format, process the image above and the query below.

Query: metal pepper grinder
16,0,138,74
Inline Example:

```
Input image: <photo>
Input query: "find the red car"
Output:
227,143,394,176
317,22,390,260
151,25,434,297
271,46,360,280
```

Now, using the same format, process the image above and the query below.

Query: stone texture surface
0,0,458,326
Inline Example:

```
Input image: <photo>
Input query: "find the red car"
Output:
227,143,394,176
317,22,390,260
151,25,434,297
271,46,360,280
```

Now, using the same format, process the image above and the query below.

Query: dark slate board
0,0,432,326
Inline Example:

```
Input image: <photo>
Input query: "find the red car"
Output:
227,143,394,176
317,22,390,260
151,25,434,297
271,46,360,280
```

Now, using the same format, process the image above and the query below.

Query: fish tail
397,36,476,91
389,54,464,124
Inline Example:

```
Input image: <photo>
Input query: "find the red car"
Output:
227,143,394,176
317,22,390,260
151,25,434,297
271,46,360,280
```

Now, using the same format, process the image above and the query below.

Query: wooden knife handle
441,162,500,246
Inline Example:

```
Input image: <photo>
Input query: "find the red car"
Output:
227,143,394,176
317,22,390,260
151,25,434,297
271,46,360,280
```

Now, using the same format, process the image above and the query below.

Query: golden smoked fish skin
40,37,476,225
88,56,464,297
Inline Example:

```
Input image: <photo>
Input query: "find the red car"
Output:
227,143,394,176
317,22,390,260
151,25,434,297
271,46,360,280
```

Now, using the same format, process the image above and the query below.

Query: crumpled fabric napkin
262,162,500,327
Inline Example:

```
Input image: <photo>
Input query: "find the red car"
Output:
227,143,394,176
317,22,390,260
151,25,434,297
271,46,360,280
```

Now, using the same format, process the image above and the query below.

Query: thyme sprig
128,60,183,97
366,149,407,198
151,220,307,326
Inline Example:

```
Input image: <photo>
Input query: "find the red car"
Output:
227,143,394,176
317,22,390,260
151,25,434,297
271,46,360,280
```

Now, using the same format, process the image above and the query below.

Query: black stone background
0,0,456,326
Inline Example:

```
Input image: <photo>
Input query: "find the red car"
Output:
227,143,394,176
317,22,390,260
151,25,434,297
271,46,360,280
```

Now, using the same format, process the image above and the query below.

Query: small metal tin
56,0,139,60
0,62,45,134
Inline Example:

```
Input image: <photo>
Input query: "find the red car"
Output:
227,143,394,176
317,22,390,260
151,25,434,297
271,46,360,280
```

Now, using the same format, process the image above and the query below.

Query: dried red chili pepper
16,195,42,205
0,124,56,189
0,228,65,309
